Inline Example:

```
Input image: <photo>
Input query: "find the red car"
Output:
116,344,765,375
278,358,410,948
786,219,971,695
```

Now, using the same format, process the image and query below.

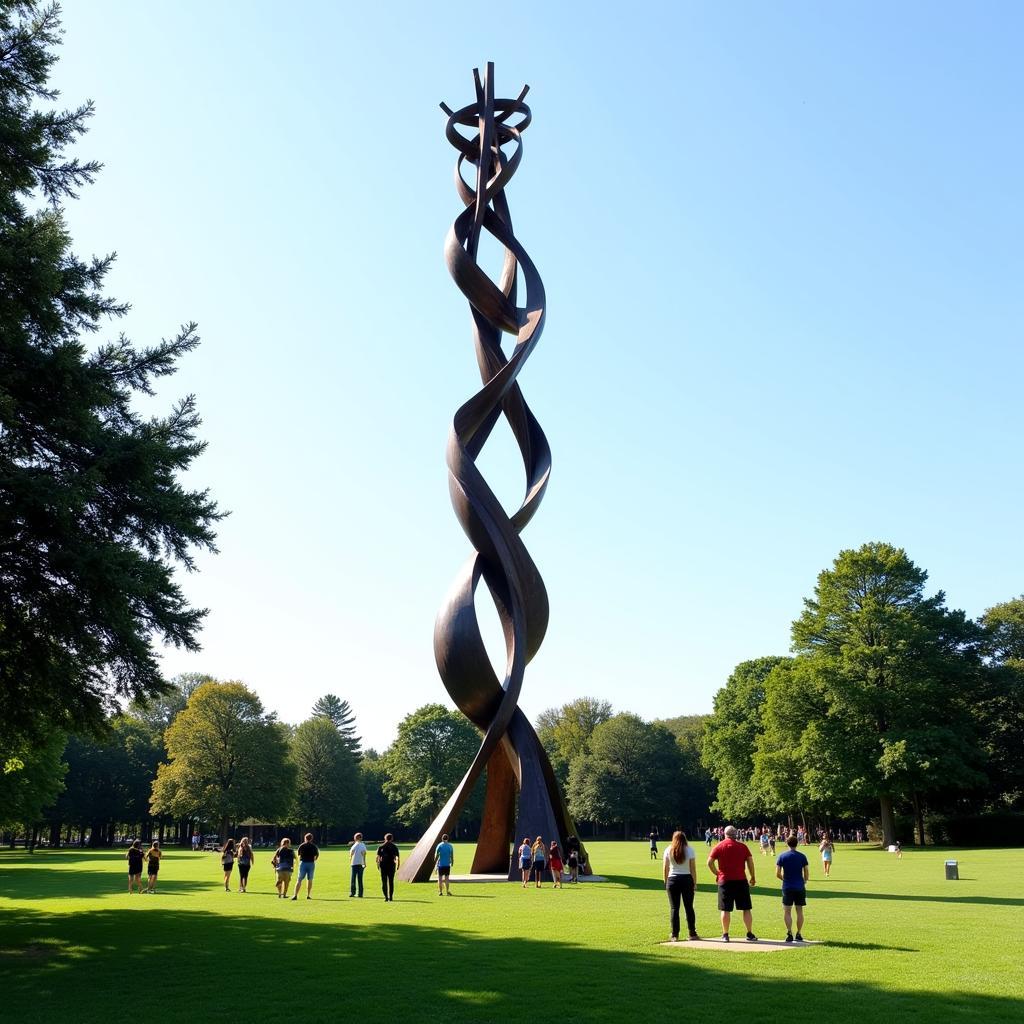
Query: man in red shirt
707,824,757,941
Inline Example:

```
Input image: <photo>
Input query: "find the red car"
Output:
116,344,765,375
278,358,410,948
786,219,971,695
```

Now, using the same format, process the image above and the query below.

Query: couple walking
349,832,402,901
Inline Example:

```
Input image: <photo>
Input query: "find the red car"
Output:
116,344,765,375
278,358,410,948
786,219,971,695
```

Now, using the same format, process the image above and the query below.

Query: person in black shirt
292,833,320,901
126,840,144,894
376,833,401,902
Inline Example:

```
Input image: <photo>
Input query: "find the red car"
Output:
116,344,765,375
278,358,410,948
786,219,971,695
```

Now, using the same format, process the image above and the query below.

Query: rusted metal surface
397,64,589,883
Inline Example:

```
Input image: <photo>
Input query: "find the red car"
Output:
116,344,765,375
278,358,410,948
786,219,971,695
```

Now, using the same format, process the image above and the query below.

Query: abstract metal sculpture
397,64,590,883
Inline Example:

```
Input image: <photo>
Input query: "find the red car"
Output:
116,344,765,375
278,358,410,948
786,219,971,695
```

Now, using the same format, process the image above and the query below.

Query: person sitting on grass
126,840,144,894
776,833,809,942
434,833,454,895
144,840,161,893
272,838,295,898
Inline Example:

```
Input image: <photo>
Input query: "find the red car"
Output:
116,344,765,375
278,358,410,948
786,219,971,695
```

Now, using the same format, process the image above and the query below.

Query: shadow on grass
0,906,1020,1024
806,889,1024,907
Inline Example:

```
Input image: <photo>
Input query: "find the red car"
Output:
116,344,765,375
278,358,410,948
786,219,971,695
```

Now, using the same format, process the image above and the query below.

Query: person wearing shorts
707,824,757,942
530,836,547,888
293,833,319,900
273,838,295,898
221,839,235,891
549,841,564,887
126,840,144,894
434,833,454,895
518,837,533,888
776,833,809,941
144,841,162,893
819,834,834,877
236,837,254,892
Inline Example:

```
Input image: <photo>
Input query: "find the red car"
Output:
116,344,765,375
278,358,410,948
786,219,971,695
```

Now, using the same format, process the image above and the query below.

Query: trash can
945,860,959,880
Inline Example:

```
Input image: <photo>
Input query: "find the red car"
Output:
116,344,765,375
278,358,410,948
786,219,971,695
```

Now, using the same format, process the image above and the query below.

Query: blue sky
50,2,1023,750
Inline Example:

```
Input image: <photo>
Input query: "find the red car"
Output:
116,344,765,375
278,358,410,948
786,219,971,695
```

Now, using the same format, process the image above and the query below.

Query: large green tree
290,717,365,839
151,682,293,837
701,657,789,819
657,713,717,828
382,703,480,827
791,542,983,846
0,729,65,843
536,697,612,787
0,1,222,753
566,713,683,838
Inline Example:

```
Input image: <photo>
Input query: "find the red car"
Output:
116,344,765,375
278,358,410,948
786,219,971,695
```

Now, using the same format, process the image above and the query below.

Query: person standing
434,833,454,895
236,837,254,892
819,833,834,877
549,841,564,887
517,836,533,887
707,824,757,942
293,833,319,900
349,832,367,897
565,835,581,883
663,830,698,941
376,833,400,901
272,837,295,898
775,833,810,942
649,829,658,859
144,840,162,893
530,836,547,889
220,838,236,891
126,839,144,894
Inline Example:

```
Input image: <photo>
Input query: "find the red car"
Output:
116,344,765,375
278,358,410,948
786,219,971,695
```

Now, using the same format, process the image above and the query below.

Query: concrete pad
659,938,823,952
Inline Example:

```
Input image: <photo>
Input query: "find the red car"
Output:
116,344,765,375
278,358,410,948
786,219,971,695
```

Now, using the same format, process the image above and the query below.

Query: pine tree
0,2,223,749
311,694,361,757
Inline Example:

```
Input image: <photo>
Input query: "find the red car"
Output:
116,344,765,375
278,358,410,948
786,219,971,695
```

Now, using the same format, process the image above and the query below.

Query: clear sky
49,2,1023,751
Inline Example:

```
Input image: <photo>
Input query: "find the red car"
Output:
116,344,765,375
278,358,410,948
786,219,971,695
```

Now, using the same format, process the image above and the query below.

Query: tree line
700,543,1024,847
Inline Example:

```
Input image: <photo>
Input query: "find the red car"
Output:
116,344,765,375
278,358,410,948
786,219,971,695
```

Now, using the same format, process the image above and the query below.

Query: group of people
515,834,583,887
661,825,813,944
125,839,162,893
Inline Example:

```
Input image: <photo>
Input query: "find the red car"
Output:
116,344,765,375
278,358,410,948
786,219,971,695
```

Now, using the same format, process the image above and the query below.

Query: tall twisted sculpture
398,64,590,882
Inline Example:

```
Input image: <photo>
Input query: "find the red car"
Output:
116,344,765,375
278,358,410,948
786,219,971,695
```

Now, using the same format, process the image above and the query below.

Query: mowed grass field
1,841,1021,1021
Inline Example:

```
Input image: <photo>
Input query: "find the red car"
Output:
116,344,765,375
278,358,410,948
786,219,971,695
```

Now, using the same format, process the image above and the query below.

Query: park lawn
0,842,1021,1022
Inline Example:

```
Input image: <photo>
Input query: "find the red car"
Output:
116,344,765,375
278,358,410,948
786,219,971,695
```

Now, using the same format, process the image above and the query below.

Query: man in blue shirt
434,833,455,895
775,833,810,942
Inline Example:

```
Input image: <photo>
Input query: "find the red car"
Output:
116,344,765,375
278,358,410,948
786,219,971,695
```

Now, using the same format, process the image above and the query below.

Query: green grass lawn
1,842,1021,1021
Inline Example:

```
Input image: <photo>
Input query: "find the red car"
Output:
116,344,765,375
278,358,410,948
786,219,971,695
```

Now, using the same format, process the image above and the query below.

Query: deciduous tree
151,682,293,837
290,717,365,839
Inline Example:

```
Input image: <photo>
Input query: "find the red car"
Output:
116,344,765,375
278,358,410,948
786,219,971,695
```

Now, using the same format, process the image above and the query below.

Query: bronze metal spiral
398,63,590,882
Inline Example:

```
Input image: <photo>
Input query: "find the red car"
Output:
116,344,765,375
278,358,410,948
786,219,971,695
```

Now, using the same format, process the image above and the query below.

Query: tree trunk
879,795,897,848
912,792,925,847
49,822,61,847
623,820,630,840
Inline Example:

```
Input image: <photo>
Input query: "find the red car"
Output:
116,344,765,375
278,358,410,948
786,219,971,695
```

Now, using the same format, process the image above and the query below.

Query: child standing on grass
144,840,161,893
819,834,834,877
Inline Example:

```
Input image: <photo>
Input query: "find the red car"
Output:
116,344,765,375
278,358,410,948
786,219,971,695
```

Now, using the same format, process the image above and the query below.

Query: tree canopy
535,697,612,786
150,682,293,835
311,694,361,757
290,716,365,835
0,0,222,751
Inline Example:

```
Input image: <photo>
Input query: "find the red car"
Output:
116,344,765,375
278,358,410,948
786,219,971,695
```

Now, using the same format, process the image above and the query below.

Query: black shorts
148,866,159,876
717,879,752,912
782,888,806,906
222,861,233,872
437,866,451,878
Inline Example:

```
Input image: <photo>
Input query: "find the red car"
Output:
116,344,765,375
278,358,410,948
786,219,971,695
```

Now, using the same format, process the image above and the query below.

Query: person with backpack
220,838,236,891
272,838,296,898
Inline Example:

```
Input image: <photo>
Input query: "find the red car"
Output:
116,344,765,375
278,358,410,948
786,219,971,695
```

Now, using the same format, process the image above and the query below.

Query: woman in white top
663,830,698,941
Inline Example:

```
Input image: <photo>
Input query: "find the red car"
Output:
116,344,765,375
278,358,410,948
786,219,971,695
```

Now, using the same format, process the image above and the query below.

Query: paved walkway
659,938,822,952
